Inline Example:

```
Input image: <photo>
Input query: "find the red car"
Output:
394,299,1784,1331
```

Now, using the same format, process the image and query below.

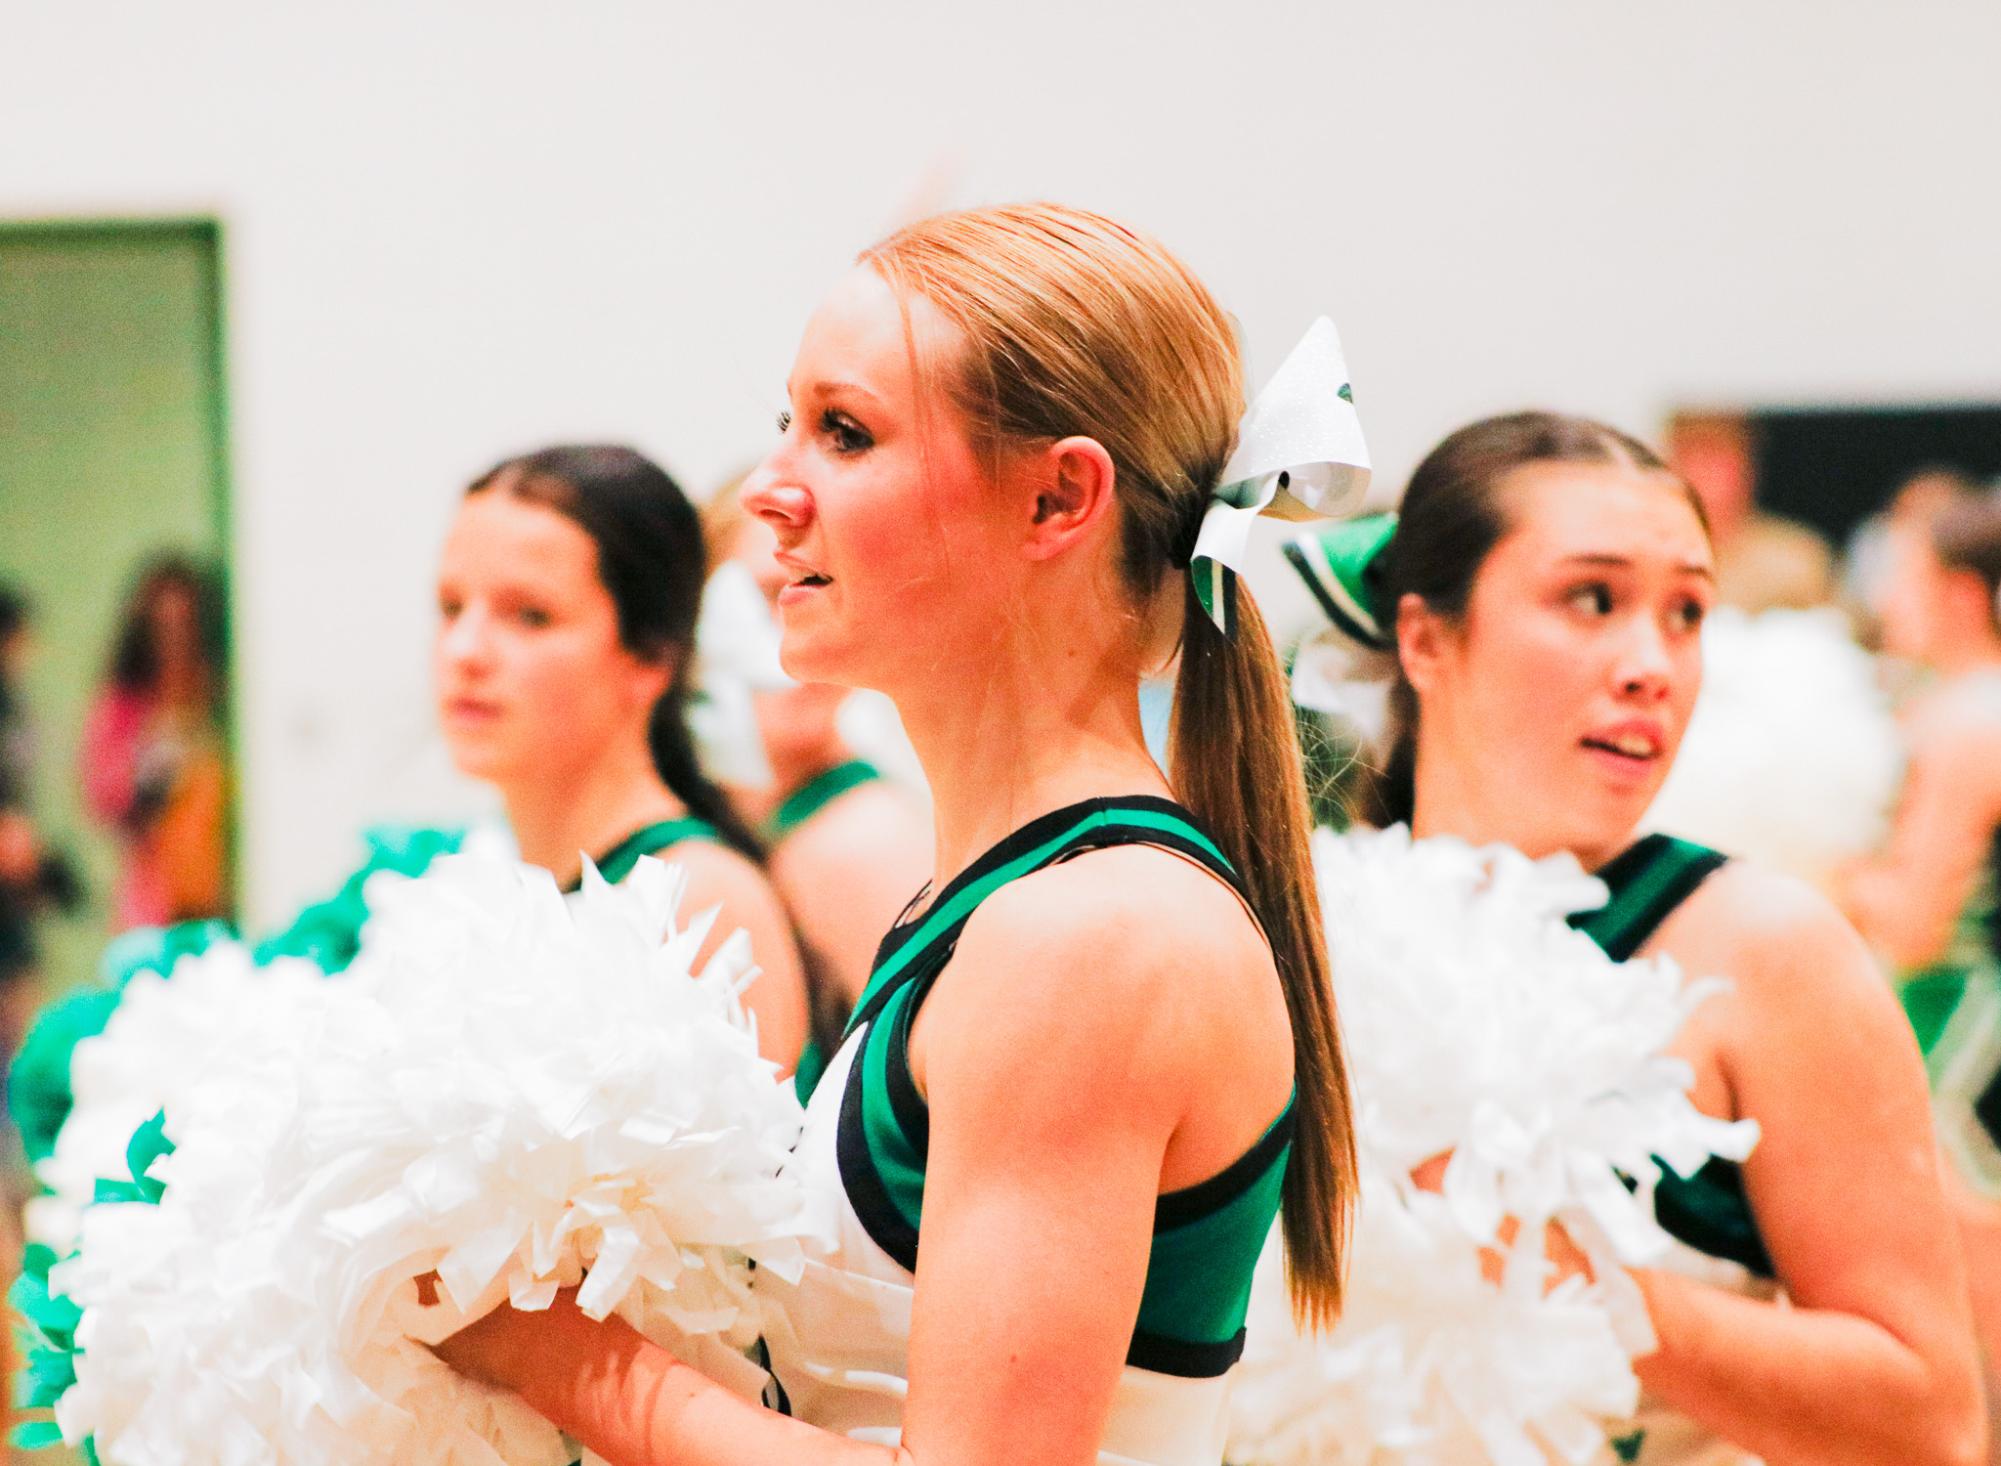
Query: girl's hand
1410,1150,1596,1288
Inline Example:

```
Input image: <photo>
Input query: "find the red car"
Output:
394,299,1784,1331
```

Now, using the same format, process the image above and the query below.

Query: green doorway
0,218,234,1014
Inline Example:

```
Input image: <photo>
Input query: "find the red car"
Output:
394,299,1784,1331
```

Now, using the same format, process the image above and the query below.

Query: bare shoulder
670,839,789,930
920,844,1282,1096
970,844,1267,1002
1671,859,1899,1029
775,782,930,880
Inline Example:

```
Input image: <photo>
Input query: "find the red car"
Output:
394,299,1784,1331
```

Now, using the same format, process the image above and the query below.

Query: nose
1614,616,1675,699
739,455,813,540
438,603,494,672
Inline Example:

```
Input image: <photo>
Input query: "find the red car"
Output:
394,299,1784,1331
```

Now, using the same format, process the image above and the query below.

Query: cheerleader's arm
1836,717,1999,969
1634,868,1987,1466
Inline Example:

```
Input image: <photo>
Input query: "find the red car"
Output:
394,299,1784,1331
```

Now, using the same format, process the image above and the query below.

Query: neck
502,738,683,886
890,634,1167,889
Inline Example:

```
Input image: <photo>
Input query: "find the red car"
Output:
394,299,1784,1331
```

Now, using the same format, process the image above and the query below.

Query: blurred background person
1842,468,1983,636
1667,412,1837,613
79,557,229,930
0,588,80,1067
437,446,809,1068
1838,489,2001,1392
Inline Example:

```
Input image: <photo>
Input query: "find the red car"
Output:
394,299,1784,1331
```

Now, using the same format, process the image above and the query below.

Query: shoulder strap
846,796,1241,1038
1570,833,1729,962
571,816,719,891
767,759,881,842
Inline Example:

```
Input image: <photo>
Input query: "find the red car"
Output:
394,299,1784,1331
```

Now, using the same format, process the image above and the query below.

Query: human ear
1021,436,1118,562
1396,592,1450,698
629,647,676,713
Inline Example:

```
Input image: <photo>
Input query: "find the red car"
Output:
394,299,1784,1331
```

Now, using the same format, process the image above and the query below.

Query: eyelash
1566,583,1708,632
776,407,873,454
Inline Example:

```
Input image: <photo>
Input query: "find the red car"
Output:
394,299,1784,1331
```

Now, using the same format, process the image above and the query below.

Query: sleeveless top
765,760,883,1102
759,796,1295,1463
1570,834,1777,1466
558,816,718,893
767,759,882,844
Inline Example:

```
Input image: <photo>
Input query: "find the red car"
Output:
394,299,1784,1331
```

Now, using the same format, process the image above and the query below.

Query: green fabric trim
579,817,717,888
1572,835,1774,1279
1137,1131,1292,1346
792,1037,829,1105
1903,967,1971,1063
767,760,881,843
849,805,1230,1032
860,983,928,1235
1569,834,1723,962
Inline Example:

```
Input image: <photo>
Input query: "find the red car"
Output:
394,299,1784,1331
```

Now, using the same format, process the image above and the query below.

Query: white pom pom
54,852,829,1465
27,946,331,1254
1645,607,1902,887
1228,829,1756,1465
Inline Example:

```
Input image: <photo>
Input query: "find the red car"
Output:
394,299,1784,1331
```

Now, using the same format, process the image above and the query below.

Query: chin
442,737,511,786
776,633,865,693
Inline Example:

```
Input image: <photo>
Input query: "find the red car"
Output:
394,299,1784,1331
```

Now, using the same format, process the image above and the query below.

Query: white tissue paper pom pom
26,945,331,1255
52,852,827,1466
1645,607,1902,888
1227,828,1757,1466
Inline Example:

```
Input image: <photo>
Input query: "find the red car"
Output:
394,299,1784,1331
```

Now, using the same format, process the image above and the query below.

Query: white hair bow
1189,316,1391,635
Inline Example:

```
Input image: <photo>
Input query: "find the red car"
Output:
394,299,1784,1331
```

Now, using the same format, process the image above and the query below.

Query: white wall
5,0,2000,921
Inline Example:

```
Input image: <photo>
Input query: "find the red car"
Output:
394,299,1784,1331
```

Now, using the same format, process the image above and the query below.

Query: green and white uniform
1572,835,1777,1466
560,815,719,892
764,759,886,1104
760,796,1294,1463
766,759,883,845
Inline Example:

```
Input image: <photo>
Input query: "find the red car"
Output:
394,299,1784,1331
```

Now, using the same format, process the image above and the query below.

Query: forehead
790,265,962,402
441,492,600,586
1491,460,1713,572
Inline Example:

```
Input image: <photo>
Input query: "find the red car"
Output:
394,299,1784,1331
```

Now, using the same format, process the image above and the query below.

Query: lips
443,695,503,725
1580,721,1665,767
774,552,831,591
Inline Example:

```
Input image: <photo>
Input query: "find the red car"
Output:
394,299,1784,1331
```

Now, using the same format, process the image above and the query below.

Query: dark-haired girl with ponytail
1302,413,1983,1464
435,445,808,1068
438,205,1362,1465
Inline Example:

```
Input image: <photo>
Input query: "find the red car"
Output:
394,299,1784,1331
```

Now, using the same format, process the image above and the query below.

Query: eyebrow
1559,551,1716,580
784,376,885,406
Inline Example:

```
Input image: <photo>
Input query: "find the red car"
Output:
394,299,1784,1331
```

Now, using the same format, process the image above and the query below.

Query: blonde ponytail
867,202,1355,1326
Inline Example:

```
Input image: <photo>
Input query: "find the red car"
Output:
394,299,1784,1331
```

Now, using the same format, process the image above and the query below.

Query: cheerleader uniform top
759,796,1296,1464
1570,834,1777,1466
557,815,718,892
766,759,883,844
764,760,884,1103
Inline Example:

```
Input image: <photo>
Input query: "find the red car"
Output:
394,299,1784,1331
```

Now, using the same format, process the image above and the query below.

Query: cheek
1475,614,1593,730
515,634,629,722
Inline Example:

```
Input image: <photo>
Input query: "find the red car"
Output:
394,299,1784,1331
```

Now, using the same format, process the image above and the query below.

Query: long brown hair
1356,411,1702,828
864,203,1354,1326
